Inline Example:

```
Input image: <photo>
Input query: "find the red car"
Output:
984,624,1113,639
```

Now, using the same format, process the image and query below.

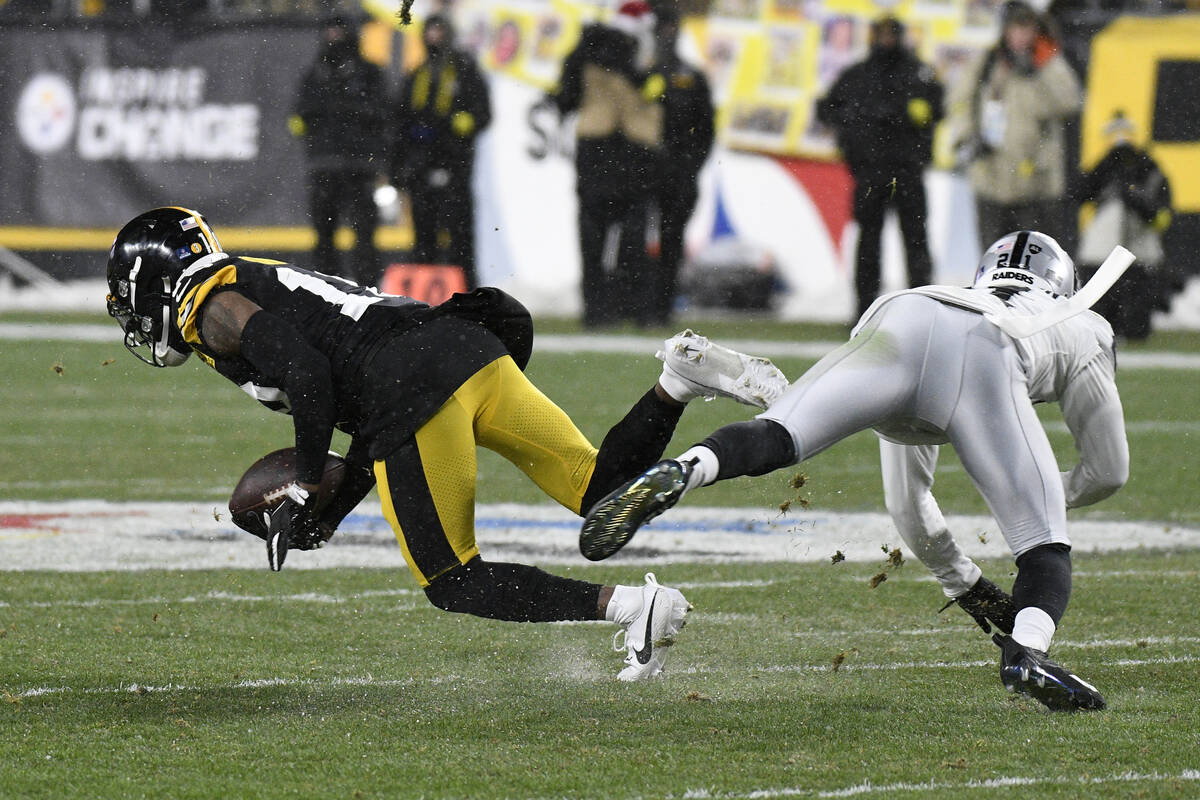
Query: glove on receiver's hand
264,483,314,572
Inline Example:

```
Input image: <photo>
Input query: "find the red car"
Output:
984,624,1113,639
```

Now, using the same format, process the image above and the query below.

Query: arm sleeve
1059,355,1129,508
365,66,390,147
815,75,848,129
1034,56,1082,119
318,436,377,529
948,52,988,144
391,76,415,179
238,310,338,485
295,71,317,121
465,59,493,133
926,71,946,126
693,71,716,165
879,439,982,598
550,43,585,114
1074,151,1114,204
1124,162,1170,223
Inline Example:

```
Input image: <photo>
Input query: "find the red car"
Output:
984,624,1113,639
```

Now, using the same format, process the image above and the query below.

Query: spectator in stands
292,15,388,286
391,14,492,289
954,2,1081,249
1076,111,1173,340
546,0,663,328
645,8,714,327
817,15,943,321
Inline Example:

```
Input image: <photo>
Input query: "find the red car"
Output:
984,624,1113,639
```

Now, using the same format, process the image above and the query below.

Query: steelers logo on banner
16,73,77,155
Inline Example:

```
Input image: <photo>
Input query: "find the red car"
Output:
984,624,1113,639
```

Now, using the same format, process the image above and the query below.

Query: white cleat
657,329,788,409
612,573,692,681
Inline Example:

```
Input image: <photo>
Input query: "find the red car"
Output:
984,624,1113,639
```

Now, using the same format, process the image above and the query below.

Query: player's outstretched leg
993,633,1106,711
580,459,692,561
656,329,788,409
610,572,693,681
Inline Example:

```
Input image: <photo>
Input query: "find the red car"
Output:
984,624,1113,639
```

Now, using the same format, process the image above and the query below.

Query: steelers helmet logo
16,73,76,155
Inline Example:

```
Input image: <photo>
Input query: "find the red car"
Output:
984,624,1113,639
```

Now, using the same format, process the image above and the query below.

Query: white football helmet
974,231,1077,297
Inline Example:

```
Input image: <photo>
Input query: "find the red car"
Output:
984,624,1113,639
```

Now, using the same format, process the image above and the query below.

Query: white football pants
759,293,1068,557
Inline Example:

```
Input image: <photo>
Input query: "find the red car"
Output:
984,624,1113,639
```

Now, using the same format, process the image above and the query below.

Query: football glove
231,494,335,555
263,483,316,572
938,576,1016,635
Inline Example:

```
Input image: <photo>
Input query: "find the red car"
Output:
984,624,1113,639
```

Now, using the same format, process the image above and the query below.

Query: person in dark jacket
392,14,492,289
816,16,943,320
293,16,388,286
547,1,663,328
1075,111,1173,340
646,9,714,326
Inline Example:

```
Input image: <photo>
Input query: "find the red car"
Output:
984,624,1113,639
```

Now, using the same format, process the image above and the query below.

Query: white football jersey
870,284,1129,597
857,285,1117,403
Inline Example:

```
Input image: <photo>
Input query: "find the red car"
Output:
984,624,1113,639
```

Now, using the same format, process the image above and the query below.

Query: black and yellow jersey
172,254,508,460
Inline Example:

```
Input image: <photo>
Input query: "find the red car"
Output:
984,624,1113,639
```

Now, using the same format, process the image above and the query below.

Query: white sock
604,584,644,625
657,368,700,404
677,445,718,490
1012,607,1056,653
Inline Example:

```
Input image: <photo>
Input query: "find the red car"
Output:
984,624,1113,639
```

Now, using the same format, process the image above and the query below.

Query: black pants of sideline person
852,167,933,320
575,138,657,328
409,168,477,290
577,190,655,327
309,168,379,287
648,186,697,327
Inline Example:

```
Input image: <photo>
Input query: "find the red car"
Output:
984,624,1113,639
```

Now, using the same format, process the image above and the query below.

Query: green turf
5,309,1200,351
1,337,1196,526
2,552,1198,799
2,317,1199,798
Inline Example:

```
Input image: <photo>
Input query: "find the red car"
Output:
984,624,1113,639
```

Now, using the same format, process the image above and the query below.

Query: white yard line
5,577,1199,657
11,673,486,699
11,655,1200,701
2,501,1197,572
673,769,1200,799
733,654,1200,675
2,324,1198,369
0,587,425,609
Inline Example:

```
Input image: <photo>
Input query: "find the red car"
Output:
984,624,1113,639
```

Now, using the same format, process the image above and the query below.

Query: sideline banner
0,25,319,228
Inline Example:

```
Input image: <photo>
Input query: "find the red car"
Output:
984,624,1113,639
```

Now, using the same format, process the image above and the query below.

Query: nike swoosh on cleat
634,594,658,664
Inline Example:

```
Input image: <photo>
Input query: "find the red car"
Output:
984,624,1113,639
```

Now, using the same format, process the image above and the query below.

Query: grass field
1,313,1199,798
3,557,1199,798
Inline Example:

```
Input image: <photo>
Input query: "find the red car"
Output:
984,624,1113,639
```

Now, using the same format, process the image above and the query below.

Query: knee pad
423,560,484,615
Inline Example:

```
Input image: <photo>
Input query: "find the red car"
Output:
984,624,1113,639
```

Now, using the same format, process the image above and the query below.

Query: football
228,448,346,525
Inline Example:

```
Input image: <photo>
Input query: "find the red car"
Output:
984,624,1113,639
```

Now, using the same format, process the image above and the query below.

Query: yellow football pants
374,356,598,586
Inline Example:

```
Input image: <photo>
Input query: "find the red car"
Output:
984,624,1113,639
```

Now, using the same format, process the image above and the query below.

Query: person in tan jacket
954,3,1081,249
546,0,664,328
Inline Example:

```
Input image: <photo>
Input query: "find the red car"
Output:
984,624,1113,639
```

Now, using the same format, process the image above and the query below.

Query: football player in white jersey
582,231,1130,711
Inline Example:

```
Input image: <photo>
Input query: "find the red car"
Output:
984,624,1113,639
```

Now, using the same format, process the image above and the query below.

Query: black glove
263,484,317,572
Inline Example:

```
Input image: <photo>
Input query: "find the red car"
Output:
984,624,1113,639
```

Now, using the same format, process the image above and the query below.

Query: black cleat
942,576,1016,634
580,459,692,561
994,633,1106,712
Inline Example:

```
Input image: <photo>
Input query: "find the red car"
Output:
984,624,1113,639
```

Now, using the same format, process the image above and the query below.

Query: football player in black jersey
105,206,789,680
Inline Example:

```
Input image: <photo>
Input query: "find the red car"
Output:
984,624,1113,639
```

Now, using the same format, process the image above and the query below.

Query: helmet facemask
106,259,191,368
106,207,221,367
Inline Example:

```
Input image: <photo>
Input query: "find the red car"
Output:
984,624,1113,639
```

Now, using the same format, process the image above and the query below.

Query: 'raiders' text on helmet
974,230,1077,298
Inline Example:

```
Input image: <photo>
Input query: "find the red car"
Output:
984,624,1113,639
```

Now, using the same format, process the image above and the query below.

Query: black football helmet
106,207,224,367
